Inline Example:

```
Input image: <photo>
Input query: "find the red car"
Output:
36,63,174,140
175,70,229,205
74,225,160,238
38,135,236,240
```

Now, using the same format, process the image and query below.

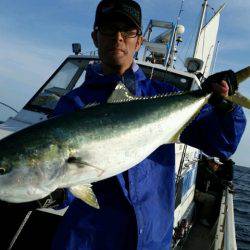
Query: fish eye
0,167,6,175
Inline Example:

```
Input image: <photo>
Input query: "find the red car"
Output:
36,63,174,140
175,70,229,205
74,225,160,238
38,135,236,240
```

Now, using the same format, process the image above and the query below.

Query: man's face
92,20,143,70
208,161,220,171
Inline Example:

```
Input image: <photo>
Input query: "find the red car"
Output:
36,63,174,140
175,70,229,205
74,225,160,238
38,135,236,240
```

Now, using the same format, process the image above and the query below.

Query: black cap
94,0,142,30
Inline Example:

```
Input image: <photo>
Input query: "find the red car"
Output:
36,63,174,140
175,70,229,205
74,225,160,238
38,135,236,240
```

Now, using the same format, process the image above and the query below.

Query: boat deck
180,221,217,250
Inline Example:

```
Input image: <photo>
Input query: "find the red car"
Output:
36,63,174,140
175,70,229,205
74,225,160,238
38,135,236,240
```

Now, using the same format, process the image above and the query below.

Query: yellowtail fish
0,67,249,208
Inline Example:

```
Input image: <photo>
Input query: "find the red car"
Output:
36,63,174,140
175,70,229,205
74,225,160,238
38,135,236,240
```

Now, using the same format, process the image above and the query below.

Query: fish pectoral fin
70,184,100,209
66,156,89,166
66,157,104,177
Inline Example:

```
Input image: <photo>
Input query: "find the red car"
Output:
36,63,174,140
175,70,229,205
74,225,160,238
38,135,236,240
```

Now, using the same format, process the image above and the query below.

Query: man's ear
135,36,144,52
91,30,98,48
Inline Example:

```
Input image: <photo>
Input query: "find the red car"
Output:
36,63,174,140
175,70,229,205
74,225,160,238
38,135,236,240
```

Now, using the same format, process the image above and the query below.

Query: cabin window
25,58,94,114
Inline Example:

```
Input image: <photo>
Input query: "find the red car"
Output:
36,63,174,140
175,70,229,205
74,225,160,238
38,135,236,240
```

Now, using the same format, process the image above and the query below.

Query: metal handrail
214,187,237,250
224,188,237,250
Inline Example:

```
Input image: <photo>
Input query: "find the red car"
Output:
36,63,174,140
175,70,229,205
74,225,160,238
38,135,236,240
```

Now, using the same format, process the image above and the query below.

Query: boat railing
214,187,237,250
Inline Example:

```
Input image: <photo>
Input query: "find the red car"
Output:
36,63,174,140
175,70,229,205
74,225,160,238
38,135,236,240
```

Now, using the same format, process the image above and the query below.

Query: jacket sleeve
53,92,85,116
180,104,247,159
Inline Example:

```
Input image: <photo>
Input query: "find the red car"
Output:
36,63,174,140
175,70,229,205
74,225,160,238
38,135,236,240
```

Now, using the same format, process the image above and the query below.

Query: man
50,0,246,249
196,157,224,193
0,1,244,249
195,157,224,227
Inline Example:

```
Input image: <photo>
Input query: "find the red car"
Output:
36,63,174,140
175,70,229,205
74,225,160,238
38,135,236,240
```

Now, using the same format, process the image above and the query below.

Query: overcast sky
0,0,249,166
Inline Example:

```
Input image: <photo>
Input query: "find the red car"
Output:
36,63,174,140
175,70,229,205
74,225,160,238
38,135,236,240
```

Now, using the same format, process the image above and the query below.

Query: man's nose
113,31,124,42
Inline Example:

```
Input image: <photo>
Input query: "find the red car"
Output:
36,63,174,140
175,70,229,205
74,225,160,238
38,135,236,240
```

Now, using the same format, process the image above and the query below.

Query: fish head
0,154,58,203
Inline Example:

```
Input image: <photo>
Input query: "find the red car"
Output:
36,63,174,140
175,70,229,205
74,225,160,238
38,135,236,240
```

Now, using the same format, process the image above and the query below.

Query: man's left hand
202,70,238,111
202,70,238,97
210,80,229,98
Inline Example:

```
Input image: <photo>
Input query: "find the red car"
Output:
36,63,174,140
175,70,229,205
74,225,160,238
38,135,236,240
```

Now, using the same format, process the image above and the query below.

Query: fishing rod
8,211,33,250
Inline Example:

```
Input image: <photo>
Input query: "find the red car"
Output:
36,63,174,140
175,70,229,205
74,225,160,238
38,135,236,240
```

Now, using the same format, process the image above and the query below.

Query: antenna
193,0,208,57
166,0,185,67
177,0,185,22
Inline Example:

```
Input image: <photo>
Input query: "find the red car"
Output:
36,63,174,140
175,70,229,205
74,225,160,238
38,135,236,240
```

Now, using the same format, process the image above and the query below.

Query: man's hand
202,70,238,112
210,80,229,98
202,70,238,97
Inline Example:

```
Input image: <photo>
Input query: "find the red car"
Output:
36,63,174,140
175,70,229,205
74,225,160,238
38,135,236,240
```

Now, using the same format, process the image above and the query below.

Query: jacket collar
84,61,147,86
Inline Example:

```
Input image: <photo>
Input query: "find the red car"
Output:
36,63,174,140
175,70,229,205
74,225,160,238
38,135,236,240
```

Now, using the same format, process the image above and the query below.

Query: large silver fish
0,67,249,208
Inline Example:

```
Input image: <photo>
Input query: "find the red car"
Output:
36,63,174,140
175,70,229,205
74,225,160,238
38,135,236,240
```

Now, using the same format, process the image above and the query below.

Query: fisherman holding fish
50,1,246,249
0,0,247,249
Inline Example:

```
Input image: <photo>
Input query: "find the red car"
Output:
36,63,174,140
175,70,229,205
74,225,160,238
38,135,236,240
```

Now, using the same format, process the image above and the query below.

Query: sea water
234,165,250,250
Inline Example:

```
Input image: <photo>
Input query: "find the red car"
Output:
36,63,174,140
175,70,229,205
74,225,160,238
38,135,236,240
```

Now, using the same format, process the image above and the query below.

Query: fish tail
226,92,250,109
226,66,250,109
236,66,250,84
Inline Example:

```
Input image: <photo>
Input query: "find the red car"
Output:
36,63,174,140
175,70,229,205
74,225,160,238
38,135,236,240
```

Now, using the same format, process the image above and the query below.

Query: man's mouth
108,48,128,55
109,48,124,52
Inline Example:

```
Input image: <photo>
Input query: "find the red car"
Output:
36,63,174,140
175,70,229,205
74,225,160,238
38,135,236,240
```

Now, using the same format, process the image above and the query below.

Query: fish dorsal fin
107,82,186,103
69,184,100,209
107,82,137,103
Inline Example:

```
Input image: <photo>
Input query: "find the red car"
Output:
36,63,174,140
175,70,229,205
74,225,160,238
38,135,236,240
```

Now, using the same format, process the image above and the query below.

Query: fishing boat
0,1,238,249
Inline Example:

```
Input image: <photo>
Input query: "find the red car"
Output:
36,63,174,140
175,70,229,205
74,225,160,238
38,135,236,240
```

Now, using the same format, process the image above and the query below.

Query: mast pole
211,40,220,74
193,0,208,57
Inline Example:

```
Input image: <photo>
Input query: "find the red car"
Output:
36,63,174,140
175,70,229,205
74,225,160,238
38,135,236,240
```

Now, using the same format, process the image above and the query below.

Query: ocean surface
234,165,250,250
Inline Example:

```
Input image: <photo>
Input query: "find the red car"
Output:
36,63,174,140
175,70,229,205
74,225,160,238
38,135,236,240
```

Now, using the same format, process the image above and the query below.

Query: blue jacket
52,63,246,250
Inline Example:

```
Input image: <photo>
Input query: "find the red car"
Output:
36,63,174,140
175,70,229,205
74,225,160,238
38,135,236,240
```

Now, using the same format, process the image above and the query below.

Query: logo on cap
122,4,140,19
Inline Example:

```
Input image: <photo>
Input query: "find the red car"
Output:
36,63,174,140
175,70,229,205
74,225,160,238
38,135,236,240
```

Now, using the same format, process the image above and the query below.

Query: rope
0,101,18,113
183,11,200,60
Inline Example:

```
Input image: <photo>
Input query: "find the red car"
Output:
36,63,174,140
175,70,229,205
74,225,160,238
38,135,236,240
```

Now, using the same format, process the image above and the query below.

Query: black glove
0,188,66,211
210,97,235,113
202,70,238,112
202,70,238,96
